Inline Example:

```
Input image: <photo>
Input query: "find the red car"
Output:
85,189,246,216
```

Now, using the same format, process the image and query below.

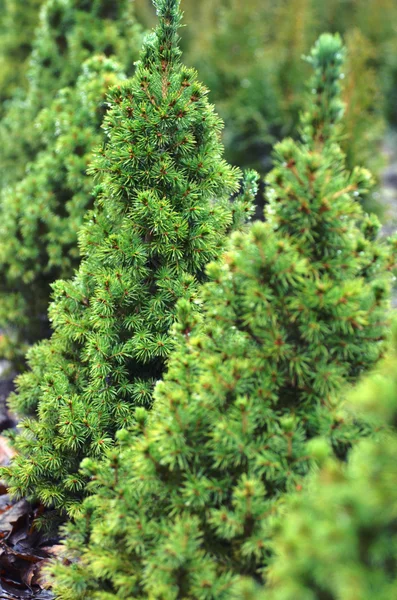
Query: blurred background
1,0,397,213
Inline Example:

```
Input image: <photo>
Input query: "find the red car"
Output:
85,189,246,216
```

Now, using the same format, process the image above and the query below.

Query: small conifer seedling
48,34,396,598
3,0,256,516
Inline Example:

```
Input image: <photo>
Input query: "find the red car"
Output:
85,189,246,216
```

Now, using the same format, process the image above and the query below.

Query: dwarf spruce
48,34,396,598
0,56,127,370
4,0,255,515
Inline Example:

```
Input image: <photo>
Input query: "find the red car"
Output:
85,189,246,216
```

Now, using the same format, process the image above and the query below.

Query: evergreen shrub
3,0,256,516
48,33,396,599
0,56,127,369
0,0,143,367
0,0,141,187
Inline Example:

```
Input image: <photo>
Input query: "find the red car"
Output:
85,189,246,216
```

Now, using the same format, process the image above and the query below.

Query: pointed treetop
301,33,345,146
140,0,182,71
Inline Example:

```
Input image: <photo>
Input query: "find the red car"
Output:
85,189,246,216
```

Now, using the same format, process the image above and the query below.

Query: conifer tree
0,0,43,110
48,34,396,598
253,322,397,600
0,0,141,187
3,0,255,516
0,56,127,369
0,0,142,368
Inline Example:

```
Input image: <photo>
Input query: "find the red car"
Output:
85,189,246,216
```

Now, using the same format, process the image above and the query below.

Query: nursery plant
3,0,256,516
252,322,397,600
0,56,127,370
48,33,396,598
0,0,143,368
0,0,141,187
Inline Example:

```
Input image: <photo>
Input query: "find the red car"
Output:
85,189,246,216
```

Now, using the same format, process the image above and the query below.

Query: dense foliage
0,56,127,369
0,0,43,110
247,322,397,600
0,0,141,187
0,1,396,597
47,33,395,598
3,0,255,516
0,0,143,368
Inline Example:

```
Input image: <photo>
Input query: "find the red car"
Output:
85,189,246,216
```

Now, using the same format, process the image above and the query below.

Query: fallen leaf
0,436,16,467
0,500,30,540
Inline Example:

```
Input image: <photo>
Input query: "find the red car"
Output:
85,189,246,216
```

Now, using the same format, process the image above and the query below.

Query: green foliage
341,29,385,187
0,56,127,369
0,0,141,187
0,0,143,368
317,0,397,125
3,0,255,515
246,323,397,600
0,0,44,110
47,34,396,599
183,0,283,173
142,0,393,187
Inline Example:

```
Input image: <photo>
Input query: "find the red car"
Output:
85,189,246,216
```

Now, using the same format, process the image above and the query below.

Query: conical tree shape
3,0,256,516
0,0,141,187
0,56,127,370
48,34,396,598
248,323,397,600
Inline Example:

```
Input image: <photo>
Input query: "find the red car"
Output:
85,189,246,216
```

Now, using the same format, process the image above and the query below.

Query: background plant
0,0,44,111
0,56,127,370
0,0,141,187
0,0,143,369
